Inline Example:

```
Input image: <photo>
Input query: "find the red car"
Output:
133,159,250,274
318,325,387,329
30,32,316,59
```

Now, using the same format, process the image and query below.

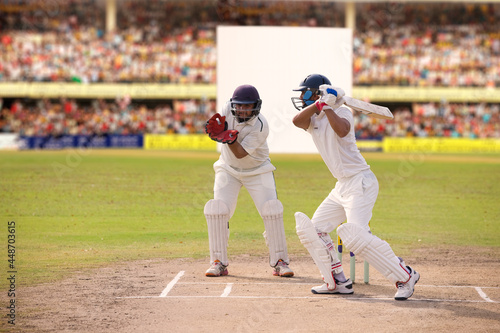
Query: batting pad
336,223,410,284
295,212,342,290
204,199,230,266
261,200,289,266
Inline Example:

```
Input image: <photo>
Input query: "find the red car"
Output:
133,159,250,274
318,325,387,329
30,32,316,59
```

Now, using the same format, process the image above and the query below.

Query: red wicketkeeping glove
210,130,239,144
205,113,227,137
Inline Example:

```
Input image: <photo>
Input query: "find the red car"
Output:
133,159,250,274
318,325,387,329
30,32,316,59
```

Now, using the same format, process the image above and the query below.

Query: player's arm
323,107,350,138
292,103,319,130
229,126,267,159
227,140,248,159
316,85,350,138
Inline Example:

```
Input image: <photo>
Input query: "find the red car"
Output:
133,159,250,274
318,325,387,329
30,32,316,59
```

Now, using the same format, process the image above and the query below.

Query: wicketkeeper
291,74,419,300
203,84,293,278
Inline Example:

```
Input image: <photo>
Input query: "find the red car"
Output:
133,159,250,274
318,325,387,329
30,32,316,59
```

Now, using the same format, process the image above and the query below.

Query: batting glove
319,84,345,108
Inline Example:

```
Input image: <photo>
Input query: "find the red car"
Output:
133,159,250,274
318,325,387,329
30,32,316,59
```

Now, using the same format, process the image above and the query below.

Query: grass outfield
1,149,499,288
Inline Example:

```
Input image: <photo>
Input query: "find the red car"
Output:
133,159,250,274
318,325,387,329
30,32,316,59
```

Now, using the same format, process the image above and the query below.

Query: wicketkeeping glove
210,130,239,144
205,113,228,137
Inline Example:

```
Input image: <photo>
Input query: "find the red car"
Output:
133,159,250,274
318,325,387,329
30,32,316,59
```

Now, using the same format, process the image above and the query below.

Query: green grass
369,155,500,248
1,150,499,288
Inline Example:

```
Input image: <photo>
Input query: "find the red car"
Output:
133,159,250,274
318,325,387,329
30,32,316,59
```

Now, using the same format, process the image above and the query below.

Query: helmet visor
291,89,317,111
230,101,261,122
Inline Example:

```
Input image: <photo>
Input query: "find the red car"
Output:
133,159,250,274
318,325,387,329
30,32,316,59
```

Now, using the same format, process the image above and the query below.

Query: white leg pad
337,223,410,284
295,212,343,290
204,199,230,266
261,199,289,266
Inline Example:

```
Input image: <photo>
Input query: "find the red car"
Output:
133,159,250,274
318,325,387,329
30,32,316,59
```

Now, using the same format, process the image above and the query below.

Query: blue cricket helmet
291,74,331,110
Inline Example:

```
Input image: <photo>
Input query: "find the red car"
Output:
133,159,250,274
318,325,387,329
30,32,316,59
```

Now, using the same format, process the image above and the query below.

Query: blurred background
0,0,499,151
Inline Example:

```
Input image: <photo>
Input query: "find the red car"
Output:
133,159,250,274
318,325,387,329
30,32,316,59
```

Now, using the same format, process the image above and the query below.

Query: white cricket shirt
307,106,369,180
214,102,274,175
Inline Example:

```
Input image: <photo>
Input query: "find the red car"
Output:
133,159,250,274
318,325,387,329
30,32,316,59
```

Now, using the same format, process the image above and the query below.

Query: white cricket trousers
311,169,379,233
213,168,278,218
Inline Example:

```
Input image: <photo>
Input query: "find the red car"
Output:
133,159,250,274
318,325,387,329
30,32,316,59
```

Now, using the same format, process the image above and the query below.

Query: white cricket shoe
273,259,294,277
311,279,354,294
394,265,420,300
205,260,228,277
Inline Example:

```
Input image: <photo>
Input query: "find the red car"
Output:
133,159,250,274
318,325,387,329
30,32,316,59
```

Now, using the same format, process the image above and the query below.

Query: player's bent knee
337,223,409,283
261,199,283,219
336,223,370,253
204,199,230,218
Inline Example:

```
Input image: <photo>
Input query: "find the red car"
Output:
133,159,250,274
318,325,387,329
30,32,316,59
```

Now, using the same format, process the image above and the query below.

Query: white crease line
177,282,500,289
179,282,315,285
417,284,499,289
116,295,497,303
475,287,495,303
221,283,233,297
159,271,185,297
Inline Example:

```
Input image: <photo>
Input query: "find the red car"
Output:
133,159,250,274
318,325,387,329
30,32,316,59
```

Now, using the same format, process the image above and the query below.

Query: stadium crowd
354,3,500,87
0,1,217,84
355,102,500,139
1,1,499,87
0,0,499,139
1,97,498,139
0,97,215,136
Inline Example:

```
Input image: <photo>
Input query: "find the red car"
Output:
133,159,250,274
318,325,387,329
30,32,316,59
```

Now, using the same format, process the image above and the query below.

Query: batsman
291,74,419,300
203,84,293,278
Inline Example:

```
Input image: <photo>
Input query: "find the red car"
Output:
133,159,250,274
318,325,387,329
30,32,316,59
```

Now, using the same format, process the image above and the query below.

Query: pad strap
295,212,343,290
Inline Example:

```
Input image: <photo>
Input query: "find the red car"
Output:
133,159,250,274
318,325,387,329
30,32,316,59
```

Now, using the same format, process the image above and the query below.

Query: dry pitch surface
13,246,500,333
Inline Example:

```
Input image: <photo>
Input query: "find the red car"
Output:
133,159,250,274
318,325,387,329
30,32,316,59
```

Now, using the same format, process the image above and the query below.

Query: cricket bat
342,96,394,120
325,88,394,120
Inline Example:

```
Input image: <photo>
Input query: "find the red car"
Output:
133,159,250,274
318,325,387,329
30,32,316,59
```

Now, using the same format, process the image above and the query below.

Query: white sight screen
217,26,352,153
